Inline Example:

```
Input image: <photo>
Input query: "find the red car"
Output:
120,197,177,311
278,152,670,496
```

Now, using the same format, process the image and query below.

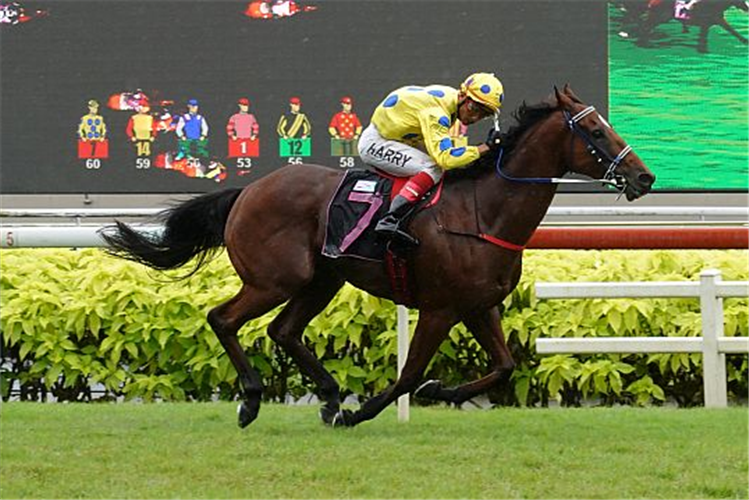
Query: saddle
322,169,441,261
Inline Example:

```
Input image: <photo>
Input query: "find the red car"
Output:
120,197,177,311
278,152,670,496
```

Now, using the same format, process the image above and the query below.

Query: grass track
0,403,747,499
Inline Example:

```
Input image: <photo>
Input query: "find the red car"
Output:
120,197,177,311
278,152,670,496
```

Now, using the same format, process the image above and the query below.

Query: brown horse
102,85,655,428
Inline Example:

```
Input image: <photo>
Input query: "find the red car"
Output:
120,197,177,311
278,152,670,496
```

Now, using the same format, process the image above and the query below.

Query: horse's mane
445,99,558,181
499,100,558,155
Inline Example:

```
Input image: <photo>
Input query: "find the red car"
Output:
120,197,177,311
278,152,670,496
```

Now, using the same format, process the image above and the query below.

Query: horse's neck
475,119,568,247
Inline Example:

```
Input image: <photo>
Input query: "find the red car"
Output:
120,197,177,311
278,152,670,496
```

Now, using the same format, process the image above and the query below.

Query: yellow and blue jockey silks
371,85,480,170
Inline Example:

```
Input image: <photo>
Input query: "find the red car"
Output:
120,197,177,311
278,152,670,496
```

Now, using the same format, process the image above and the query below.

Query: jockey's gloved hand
485,127,502,148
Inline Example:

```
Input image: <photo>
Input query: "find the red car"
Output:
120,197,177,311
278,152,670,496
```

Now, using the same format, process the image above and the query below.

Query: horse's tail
100,188,243,275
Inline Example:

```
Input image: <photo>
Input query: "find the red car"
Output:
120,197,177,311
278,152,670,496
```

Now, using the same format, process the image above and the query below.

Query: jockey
358,72,504,244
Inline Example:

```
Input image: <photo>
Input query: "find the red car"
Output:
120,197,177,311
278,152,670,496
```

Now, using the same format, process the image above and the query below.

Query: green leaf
87,314,101,336
124,342,139,359
19,341,33,361
608,309,622,334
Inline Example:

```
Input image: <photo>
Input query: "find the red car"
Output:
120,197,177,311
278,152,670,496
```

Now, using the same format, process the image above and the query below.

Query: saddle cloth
322,169,441,261
322,169,393,261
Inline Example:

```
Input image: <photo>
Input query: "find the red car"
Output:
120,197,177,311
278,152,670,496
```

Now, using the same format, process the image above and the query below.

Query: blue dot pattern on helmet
480,84,491,94
450,147,466,157
383,95,399,108
428,89,445,98
500,93,504,103
439,138,452,151
88,118,93,125
438,116,450,128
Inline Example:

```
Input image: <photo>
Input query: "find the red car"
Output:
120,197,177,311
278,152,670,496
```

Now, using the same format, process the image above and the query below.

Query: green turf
609,4,749,190
0,403,747,499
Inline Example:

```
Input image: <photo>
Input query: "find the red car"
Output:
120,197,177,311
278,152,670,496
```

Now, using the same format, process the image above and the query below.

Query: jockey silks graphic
227,97,260,158
77,99,109,160
175,99,209,160
277,96,312,158
109,89,169,158
107,89,150,112
126,103,156,157
157,98,227,182
0,1,47,26
328,96,362,157
243,0,317,20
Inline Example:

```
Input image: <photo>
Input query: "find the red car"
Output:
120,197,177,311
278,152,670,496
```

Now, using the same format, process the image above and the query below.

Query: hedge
1,248,747,407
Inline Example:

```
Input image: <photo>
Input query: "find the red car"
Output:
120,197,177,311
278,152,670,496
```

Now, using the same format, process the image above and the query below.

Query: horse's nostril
639,172,655,186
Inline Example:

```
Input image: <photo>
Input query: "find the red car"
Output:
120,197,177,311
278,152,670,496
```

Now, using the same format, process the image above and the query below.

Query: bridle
564,106,632,188
494,105,633,193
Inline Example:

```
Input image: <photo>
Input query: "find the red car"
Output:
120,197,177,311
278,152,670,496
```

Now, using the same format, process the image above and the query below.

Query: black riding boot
375,195,419,246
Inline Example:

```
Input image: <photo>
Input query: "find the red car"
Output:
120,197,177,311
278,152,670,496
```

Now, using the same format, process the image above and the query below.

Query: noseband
564,106,632,187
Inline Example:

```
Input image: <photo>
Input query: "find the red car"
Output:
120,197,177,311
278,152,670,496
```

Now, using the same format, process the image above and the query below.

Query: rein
494,106,632,191
434,171,526,252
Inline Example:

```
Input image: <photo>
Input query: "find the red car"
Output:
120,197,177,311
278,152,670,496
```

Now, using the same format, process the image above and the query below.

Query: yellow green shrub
1,249,746,406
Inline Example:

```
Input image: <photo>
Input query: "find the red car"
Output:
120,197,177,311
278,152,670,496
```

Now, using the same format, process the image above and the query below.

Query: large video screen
0,0,608,194
608,1,748,190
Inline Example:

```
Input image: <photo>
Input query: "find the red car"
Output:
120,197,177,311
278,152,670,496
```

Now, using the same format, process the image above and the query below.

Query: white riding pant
357,124,443,183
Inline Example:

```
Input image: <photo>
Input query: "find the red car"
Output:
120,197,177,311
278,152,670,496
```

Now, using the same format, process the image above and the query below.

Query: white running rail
535,269,749,407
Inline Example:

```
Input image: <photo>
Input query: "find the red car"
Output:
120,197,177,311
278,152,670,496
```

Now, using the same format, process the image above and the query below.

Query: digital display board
609,1,748,190
0,0,608,194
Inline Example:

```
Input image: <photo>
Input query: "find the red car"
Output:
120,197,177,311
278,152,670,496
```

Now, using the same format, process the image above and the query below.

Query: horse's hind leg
208,284,288,428
267,270,345,425
415,306,515,406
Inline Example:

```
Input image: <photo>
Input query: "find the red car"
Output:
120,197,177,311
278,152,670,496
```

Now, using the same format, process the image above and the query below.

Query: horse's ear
563,84,583,104
554,85,569,108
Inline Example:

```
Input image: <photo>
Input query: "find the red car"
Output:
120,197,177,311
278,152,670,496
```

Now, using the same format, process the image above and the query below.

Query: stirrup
375,219,419,247
374,216,398,234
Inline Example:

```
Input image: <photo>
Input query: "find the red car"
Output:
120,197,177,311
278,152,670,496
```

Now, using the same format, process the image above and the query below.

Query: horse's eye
591,129,605,139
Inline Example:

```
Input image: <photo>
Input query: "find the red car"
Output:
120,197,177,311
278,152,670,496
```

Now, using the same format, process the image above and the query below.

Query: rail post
397,305,410,422
700,269,728,408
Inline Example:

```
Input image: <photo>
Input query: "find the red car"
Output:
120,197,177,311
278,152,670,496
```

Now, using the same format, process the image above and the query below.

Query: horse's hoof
414,379,442,399
237,401,259,428
331,409,355,428
320,405,340,426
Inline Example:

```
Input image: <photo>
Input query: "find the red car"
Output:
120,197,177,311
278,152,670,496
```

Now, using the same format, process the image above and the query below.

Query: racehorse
618,0,748,53
685,0,748,52
101,85,656,428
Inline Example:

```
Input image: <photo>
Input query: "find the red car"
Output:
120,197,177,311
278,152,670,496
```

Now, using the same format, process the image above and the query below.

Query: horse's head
554,84,655,201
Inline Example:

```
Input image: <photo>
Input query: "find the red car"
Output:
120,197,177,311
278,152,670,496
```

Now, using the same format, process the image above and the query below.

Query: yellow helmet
460,73,504,113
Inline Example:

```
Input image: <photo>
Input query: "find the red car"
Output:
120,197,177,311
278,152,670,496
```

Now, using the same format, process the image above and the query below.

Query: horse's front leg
333,309,456,427
719,18,748,44
415,306,515,406
697,24,711,52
